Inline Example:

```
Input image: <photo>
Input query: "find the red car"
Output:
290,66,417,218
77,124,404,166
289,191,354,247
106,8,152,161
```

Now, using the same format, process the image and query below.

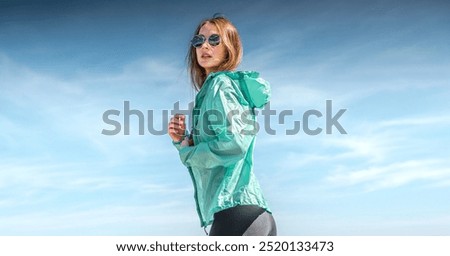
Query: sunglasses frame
191,34,221,48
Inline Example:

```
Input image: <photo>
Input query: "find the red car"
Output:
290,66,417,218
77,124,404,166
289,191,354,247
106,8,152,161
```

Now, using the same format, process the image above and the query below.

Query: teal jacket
173,70,271,227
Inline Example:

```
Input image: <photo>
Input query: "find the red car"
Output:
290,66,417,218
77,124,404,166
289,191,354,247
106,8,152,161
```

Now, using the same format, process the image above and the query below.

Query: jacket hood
208,71,271,108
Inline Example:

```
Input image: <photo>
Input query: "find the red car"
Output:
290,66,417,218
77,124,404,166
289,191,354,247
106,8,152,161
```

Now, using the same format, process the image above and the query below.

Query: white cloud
378,115,450,128
0,53,199,235
0,203,201,235
276,210,450,235
327,159,450,191
260,108,450,196
0,53,188,161
320,111,450,191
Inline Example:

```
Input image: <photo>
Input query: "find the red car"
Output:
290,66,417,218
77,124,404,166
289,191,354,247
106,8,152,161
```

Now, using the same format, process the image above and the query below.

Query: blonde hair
187,16,243,91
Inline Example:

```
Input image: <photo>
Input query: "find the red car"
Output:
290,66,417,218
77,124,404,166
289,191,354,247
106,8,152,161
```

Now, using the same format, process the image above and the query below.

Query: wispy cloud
327,159,450,191
0,203,201,235
0,53,187,160
0,53,198,235
0,158,196,235
320,112,450,191
378,115,450,128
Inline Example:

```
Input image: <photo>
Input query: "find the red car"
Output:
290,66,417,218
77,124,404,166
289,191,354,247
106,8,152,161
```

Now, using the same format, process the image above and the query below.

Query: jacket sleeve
175,80,253,169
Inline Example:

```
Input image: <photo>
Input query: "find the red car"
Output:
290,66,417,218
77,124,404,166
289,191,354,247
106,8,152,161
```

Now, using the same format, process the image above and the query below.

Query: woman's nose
200,41,210,49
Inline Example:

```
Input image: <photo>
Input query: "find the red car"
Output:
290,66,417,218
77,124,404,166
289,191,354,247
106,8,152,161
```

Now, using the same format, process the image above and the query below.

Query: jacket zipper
187,167,206,227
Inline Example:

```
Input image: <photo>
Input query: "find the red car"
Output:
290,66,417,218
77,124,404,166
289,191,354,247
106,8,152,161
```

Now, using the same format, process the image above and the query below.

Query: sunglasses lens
191,35,205,48
208,34,220,46
191,34,220,48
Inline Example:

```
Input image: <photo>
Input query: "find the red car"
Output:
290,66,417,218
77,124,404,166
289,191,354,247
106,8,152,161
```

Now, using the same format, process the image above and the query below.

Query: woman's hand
181,137,190,147
169,114,186,143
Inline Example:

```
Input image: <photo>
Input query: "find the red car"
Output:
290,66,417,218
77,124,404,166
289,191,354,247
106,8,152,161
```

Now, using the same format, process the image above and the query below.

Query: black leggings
209,205,277,236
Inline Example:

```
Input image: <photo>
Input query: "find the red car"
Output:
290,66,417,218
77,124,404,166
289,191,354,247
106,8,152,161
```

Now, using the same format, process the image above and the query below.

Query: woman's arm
175,81,253,169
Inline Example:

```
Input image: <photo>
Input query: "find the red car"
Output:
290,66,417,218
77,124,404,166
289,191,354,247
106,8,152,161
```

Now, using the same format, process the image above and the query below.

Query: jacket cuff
172,140,183,151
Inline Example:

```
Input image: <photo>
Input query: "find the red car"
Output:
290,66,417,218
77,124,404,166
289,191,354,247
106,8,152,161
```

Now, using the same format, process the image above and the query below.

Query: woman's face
196,22,226,75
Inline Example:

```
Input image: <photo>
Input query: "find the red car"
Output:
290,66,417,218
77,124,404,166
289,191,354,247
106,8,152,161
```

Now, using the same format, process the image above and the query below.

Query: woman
169,14,276,236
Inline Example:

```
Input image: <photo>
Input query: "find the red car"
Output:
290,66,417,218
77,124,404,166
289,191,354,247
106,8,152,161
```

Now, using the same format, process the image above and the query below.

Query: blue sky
1,0,449,235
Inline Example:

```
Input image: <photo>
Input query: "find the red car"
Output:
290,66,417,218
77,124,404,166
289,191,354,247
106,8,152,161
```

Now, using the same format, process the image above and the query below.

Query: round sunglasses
191,34,221,48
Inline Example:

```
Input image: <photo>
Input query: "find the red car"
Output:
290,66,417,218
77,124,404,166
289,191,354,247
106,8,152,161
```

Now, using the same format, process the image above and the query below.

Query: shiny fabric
173,71,271,227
